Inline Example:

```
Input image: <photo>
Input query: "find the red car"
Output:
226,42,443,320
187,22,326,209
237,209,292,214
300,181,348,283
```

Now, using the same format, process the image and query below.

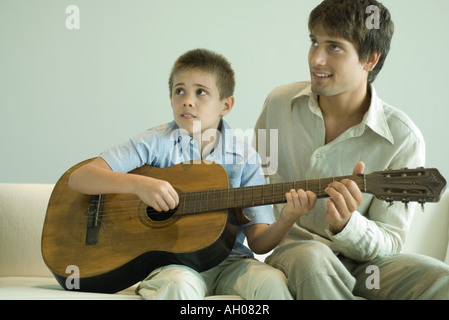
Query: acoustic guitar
41,159,446,293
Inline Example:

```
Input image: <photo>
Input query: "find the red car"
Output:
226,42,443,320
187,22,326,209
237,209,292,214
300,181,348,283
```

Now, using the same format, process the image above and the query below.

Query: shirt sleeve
240,152,276,227
99,129,163,173
326,134,426,262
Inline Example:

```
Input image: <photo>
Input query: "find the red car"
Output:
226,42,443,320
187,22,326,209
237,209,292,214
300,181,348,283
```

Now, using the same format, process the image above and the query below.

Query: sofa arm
0,183,55,277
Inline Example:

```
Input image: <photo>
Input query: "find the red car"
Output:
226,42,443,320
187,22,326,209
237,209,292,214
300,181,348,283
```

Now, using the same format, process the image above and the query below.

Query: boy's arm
68,157,179,212
245,189,317,254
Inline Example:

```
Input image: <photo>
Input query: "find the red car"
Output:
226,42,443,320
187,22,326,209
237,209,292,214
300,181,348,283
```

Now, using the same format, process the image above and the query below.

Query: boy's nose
183,96,194,107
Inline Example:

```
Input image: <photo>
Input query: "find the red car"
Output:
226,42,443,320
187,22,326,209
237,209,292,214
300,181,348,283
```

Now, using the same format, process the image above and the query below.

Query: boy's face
170,69,233,137
308,24,376,98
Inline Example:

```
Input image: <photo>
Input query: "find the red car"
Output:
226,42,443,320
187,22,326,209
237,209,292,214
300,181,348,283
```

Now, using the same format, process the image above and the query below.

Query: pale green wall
1,0,448,185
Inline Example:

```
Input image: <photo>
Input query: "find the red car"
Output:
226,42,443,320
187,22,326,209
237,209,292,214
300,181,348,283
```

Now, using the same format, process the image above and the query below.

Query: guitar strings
83,178,365,222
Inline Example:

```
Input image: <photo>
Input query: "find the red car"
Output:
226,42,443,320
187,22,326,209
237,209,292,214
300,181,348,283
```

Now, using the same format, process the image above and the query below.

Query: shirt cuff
325,210,367,248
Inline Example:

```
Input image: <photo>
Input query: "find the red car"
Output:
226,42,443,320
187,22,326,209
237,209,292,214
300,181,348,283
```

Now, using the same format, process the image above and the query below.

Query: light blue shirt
100,120,275,258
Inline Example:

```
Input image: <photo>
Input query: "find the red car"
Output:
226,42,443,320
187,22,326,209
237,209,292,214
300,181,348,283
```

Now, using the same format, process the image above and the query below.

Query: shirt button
316,153,321,158
190,139,195,145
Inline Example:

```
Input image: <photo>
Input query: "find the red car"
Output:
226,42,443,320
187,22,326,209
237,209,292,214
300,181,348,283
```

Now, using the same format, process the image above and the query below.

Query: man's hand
324,162,365,234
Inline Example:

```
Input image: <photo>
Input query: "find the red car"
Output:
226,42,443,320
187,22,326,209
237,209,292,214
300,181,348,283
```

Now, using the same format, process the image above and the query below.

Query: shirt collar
169,119,236,161
290,83,394,144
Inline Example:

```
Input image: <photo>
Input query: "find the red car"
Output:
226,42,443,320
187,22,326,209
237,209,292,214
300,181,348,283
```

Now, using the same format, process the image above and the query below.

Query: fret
251,187,255,206
211,189,214,211
234,188,237,208
262,186,265,204
200,192,207,212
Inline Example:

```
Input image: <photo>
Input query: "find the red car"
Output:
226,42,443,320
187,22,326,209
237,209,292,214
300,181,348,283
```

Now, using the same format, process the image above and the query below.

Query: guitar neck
180,174,366,214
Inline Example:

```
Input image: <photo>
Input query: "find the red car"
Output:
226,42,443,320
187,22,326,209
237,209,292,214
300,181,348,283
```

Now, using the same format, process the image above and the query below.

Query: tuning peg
402,198,409,212
386,201,394,210
418,200,426,212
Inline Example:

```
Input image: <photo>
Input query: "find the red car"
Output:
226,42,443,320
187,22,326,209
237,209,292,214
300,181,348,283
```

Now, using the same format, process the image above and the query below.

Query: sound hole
146,206,178,221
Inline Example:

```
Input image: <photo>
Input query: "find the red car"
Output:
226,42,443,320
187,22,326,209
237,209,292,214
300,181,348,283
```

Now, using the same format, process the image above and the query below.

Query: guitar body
41,159,238,293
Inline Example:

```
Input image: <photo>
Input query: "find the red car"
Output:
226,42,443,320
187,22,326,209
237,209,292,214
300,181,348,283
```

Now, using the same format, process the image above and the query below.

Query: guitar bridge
85,194,104,245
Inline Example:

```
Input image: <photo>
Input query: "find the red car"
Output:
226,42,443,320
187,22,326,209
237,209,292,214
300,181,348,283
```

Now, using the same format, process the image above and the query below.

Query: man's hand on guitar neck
324,161,365,234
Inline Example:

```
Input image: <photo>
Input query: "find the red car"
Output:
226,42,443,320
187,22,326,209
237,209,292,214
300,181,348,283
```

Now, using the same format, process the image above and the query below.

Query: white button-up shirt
254,82,425,262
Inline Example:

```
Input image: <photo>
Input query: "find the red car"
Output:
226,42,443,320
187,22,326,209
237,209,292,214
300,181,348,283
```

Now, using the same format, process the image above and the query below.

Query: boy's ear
220,96,234,117
364,51,381,72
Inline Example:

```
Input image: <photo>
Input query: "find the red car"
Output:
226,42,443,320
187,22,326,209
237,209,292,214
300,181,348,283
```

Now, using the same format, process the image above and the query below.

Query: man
254,0,449,299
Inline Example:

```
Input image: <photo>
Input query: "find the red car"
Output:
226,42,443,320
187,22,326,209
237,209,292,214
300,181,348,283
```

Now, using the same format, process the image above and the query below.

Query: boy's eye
175,88,185,95
311,40,318,47
330,45,342,52
197,89,207,96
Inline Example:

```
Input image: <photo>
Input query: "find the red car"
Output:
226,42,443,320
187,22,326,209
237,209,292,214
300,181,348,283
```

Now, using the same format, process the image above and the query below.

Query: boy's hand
135,177,179,212
280,189,317,224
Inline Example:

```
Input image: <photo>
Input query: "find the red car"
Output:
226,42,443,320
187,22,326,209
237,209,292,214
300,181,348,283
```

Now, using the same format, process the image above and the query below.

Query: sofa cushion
0,277,140,299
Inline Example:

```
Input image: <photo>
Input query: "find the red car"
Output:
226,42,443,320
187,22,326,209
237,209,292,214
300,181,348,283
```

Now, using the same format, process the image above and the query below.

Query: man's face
308,24,370,98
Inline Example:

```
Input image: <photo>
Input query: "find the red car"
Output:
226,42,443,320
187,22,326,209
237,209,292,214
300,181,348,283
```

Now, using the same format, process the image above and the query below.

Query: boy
68,48,314,299
254,0,449,299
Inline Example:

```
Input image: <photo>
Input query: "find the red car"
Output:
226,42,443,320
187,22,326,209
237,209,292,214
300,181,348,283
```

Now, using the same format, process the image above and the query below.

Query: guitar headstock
365,167,447,205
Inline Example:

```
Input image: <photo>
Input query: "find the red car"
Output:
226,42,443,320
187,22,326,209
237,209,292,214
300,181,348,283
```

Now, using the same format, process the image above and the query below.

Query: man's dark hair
309,0,394,83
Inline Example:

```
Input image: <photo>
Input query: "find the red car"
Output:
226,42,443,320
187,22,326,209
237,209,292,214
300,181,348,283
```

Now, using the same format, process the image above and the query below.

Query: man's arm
326,139,425,262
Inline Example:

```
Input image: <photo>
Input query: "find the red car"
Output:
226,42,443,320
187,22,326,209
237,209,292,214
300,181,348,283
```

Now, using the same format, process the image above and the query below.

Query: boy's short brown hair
309,0,394,83
168,49,235,100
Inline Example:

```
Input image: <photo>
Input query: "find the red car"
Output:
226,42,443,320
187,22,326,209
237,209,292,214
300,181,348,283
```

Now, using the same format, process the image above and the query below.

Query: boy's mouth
181,113,196,119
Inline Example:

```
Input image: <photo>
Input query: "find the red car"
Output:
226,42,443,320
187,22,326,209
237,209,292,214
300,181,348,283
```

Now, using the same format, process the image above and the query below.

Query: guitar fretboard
179,175,366,214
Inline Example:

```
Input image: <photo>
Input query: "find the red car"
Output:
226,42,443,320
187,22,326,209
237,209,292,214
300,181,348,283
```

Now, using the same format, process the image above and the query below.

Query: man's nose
309,47,327,67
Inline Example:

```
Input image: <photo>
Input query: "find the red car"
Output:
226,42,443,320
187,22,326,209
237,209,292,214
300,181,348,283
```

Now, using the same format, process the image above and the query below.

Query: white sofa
1,183,448,300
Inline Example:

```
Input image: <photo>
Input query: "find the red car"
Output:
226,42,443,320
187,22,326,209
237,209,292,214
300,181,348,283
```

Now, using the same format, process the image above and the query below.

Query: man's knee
267,241,356,299
269,241,337,274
